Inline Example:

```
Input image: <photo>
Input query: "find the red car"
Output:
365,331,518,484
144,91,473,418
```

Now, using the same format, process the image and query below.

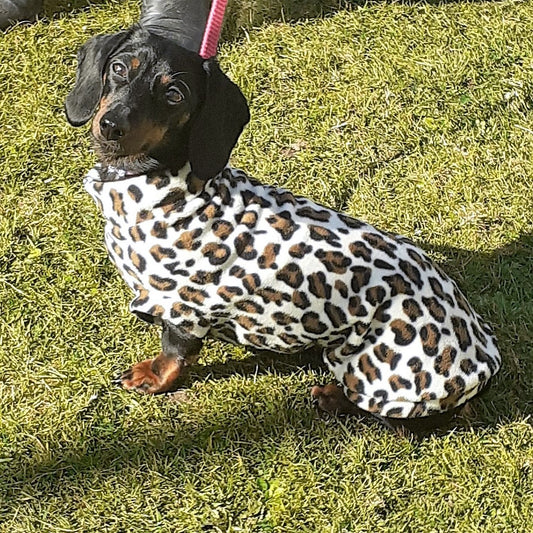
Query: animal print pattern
84,163,501,418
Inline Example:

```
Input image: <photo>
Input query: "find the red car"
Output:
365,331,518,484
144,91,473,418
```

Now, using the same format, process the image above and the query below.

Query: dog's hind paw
311,383,365,417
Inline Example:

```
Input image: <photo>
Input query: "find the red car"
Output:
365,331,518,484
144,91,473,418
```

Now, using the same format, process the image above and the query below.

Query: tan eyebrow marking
160,74,172,84
131,57,140,69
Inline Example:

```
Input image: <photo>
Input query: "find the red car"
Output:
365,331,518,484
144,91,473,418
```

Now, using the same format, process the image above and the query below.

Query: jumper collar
84,161,209,222
90,165,143,182
89,162,192,183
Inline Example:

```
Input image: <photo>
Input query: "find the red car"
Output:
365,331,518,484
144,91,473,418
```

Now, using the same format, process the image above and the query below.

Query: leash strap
199,0,228,59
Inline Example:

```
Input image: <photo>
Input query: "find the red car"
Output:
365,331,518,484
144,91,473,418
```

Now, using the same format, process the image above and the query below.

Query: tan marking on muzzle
92,96,112,137
128,121,168,154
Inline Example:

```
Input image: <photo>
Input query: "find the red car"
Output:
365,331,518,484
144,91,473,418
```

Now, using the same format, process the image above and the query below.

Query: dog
65,26,501,433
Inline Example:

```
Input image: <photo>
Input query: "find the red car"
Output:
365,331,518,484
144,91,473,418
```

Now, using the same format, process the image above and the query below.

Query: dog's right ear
188,60,250,181
65,31,129,126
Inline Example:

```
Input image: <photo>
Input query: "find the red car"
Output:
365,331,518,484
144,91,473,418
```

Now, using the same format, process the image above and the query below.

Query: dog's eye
166,87,184,105
111,61,127,77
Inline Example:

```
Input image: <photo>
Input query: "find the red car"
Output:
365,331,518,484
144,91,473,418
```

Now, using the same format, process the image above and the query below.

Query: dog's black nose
100,116,125,141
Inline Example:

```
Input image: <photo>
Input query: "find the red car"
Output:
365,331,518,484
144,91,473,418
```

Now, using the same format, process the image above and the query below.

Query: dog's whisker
170,71,188,79
176,79,191,97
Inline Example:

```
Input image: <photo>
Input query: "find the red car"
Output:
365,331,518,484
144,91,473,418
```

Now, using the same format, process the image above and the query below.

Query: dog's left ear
188,60,250,180
65,31,130,126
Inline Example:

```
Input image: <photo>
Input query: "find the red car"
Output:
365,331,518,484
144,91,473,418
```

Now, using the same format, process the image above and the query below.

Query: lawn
1,0,532,531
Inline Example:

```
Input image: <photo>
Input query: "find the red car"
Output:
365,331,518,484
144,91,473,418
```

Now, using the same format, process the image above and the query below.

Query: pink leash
199,0,228,59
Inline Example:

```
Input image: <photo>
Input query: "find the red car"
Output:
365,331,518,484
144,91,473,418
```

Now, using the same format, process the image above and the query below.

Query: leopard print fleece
84,163,501,418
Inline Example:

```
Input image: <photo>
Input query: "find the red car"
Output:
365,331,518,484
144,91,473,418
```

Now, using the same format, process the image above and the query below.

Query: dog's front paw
117,359,160,394
116,354,182,394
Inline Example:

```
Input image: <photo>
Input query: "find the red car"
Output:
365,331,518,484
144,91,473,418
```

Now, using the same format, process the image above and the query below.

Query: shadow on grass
42,0,110,17
41,0,349,27
1,233,531,500
42,0,506,38
432,232,533,420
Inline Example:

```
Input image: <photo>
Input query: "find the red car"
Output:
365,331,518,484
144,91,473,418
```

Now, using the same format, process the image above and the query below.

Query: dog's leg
311,383,463,437
119,321,203,394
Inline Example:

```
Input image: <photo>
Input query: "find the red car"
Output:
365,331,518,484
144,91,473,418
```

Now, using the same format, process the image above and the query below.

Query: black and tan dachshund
65,26,500,434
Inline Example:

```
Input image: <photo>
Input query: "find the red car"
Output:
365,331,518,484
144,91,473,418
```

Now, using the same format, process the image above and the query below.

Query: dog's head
65,26,250,179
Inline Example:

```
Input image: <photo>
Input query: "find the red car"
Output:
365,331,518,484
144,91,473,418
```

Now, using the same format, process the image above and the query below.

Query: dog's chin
92,138,163,175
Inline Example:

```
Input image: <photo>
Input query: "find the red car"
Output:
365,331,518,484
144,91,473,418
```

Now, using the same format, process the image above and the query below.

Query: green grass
1,0,533,531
